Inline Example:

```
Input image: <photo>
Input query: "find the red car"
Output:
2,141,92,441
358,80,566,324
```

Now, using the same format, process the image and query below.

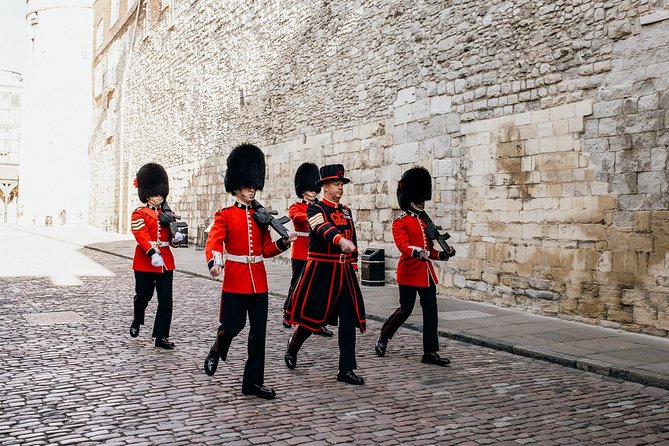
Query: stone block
431,95,452,114
393,142,417,164
632,306,658,326
637,171,668,194
394,103,413,125
394,87,415,107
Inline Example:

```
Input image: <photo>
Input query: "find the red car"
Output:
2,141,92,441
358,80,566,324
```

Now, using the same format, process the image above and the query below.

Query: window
111,0,120,26
143,0,152,38
167,0,176,27
94,59,105,97
95,19,104,48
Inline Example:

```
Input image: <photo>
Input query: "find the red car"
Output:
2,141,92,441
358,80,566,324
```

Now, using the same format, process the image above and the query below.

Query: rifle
251,199,291,239
159,201,182,239
421,211,455,258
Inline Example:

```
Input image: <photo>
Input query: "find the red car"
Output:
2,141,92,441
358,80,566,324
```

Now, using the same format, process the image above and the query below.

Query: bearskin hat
224,143,266,194
397,167,432,211
136,163,169,203
294,162,321,198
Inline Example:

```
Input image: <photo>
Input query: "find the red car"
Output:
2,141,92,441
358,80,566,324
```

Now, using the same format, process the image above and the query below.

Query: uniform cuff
147,248,157,257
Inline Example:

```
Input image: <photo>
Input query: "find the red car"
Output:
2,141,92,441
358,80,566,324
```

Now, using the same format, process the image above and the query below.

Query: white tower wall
19,0,93,225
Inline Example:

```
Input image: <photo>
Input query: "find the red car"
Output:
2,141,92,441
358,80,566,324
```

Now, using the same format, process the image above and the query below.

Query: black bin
175,222,188,247
361,248,385,286
195,225,207,251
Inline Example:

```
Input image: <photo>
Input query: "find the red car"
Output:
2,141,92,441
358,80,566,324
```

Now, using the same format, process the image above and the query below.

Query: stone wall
89,0,669,335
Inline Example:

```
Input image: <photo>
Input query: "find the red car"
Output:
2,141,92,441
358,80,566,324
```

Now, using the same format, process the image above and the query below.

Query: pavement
14,223,669,391
1,223,669,445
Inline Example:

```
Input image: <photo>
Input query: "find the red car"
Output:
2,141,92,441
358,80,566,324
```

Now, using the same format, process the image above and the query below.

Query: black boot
284,340,297,369
375,336,388,357
129,320,140,338
242,384,276,399
155,337,175,349
204,345,219,376
204,330,232,376
421,352,451,366
316,326,334,337
282,311,292,328
337,370,364,385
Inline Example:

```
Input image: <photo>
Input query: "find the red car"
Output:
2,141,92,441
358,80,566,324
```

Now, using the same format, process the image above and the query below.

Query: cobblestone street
1,235,669,445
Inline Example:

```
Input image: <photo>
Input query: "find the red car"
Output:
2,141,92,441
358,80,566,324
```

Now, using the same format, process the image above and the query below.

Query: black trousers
380,281,439,354
284,258,306,312
133,270,173,338
289,292,357,371
215,292,269,387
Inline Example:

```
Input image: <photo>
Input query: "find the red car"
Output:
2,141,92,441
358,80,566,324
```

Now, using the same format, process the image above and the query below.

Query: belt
295,231,310,237
307,252,355,263
152,241,170,248
226,254,264,264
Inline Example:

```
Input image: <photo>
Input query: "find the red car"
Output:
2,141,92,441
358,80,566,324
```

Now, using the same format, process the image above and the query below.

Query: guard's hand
172,232,185,243
151,253,165,267
210,265,223,277
338,238,356,254
287,231,298,242
418,250,429,261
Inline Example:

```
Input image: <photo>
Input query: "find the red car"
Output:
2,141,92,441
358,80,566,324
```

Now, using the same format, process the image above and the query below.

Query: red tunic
131,205,176,272
205,202,288,294
393,210,441,287
288,201,309,261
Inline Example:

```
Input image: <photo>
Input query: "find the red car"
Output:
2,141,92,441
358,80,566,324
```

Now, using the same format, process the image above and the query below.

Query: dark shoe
204,348,219,376
375,336,388,357
282,320,292,328
129,321,140,338
154,337,175,349
421,352,451,367
242,384,276,399
284,348,297,369
337,370,364,385
316,326,334,337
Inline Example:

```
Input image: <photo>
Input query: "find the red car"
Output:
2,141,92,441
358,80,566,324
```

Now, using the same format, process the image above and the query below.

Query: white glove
151,253,165,267
173,232,185,243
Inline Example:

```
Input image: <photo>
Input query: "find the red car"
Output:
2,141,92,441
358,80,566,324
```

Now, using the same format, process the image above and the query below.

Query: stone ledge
640,10,669,26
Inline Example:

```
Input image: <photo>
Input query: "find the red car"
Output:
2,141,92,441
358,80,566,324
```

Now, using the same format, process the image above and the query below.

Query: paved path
57,224,669,391
1,224,669,444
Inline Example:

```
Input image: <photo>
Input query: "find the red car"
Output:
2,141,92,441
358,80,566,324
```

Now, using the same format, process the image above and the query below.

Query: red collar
321,197,339,208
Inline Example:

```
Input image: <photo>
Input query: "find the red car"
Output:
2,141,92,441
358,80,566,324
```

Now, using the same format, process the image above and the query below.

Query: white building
0,70,22,224
19,0,93,225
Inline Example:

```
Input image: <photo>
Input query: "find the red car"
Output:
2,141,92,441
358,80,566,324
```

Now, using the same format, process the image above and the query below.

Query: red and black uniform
205,201,289,387
130,204,176,338
284,200,310,314
380,209,449,353
285,197,366,371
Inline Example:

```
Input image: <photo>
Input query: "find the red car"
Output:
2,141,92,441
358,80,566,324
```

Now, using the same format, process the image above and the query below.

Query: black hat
224,144,265,195
135,163,169,203
397,167,432,211
294,162,321,197
315,164,350,187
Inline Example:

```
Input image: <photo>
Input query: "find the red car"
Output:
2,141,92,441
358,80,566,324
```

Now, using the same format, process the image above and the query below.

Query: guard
202,144,293,400
375,167,455,366
283,162,333,337
284,164,367,385
129,163,184,349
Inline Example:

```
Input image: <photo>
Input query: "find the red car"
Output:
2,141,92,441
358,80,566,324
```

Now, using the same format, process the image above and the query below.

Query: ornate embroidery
331,210,347,226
